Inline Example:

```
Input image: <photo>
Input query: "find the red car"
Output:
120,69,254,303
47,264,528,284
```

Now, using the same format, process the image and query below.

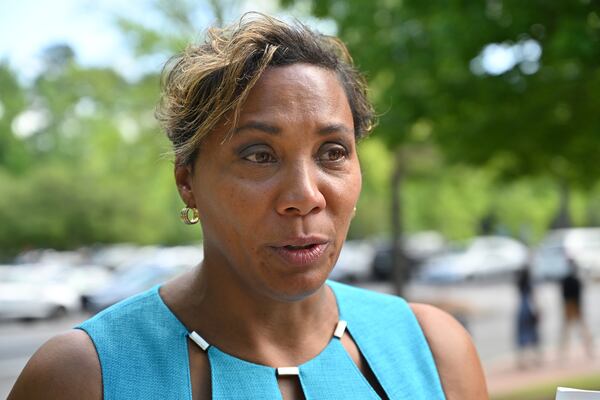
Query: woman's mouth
272,242,329,266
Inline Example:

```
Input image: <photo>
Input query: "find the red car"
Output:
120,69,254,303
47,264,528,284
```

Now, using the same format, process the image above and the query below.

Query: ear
174,164,196,208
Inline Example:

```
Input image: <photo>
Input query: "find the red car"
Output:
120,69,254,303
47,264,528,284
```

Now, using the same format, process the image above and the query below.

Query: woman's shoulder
8,329,101,400
410,303,489,400
328,280,408,309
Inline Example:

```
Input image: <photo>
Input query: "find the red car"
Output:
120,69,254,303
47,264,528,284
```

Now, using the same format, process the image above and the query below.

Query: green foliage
349,138,394,237
0,64,30,173
0,29,200,258
405,167,493,239
351,139,565,242
0,1,227,258
0,161,199,258
303,0,600,188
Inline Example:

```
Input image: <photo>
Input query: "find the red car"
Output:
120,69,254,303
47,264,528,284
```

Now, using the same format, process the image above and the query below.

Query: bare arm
411,303,488,400
8,330,102,400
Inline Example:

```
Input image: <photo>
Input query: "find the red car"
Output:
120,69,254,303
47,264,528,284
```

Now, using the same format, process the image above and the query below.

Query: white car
83,245,204,312
58,264,114,297
418,236,529,283
90,244,161,271
0,265,80,320
532,228,600,279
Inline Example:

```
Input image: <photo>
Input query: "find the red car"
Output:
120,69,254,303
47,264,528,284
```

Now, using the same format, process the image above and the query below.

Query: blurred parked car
82,246,203,312
90,244,160,271
82,264,183,313
59,265,114,297
532,228,600,280
372,231,447,280
329,240,376,282
0,264,80,320
15,248,89,266
418,236,528,283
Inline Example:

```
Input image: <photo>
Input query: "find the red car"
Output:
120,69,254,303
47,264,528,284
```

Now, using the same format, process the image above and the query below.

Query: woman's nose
275,160,326,217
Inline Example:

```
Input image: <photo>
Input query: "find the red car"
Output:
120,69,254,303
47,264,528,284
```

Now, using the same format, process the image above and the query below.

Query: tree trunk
390,148,408,297
586,197,600,227
550,180,571,229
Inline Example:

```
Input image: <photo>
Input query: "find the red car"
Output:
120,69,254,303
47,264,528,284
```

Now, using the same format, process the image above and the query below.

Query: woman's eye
243,150,277,164
319,144,348,162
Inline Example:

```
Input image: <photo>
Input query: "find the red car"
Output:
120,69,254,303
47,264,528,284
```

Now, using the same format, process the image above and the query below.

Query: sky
0,0,142,80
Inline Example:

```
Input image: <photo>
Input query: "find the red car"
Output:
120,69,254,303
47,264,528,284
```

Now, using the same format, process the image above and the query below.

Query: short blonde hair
156,13,375,166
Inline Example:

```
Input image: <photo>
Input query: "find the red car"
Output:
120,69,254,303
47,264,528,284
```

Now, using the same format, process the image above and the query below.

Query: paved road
409,280,599,364
1,280,599,398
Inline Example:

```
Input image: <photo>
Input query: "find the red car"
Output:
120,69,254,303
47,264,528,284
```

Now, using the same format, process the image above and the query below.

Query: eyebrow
234,121,354,136
318,123,354,136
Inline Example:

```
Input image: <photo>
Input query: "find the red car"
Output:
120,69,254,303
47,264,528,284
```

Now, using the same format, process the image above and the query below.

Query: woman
9,14,487,399
515,264,541,368
560,257,594,358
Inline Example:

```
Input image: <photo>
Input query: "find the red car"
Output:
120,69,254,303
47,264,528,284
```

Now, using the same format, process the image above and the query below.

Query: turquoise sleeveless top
77,281,446,399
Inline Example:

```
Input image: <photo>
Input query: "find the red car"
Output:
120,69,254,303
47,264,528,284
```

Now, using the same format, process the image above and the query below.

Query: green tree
0,63,30,173
0,0,241,258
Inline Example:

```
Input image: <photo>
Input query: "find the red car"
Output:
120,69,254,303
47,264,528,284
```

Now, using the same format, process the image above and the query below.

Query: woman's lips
272,242,329,266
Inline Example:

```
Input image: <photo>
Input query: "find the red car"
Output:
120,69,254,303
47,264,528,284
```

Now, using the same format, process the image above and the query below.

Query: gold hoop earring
352,207,357,218
180,207,199,225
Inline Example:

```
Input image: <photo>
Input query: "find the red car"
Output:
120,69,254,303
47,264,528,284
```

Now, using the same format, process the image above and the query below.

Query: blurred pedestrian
559,257,594,359
515,263,541,368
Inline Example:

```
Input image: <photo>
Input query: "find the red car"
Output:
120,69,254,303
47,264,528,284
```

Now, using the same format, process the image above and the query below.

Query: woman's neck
162,261,339,367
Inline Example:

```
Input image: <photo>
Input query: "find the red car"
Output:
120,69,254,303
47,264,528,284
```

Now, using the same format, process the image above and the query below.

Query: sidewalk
485,342,600,396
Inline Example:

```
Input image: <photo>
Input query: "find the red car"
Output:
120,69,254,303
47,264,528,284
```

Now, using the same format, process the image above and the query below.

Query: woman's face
177,63,362,301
